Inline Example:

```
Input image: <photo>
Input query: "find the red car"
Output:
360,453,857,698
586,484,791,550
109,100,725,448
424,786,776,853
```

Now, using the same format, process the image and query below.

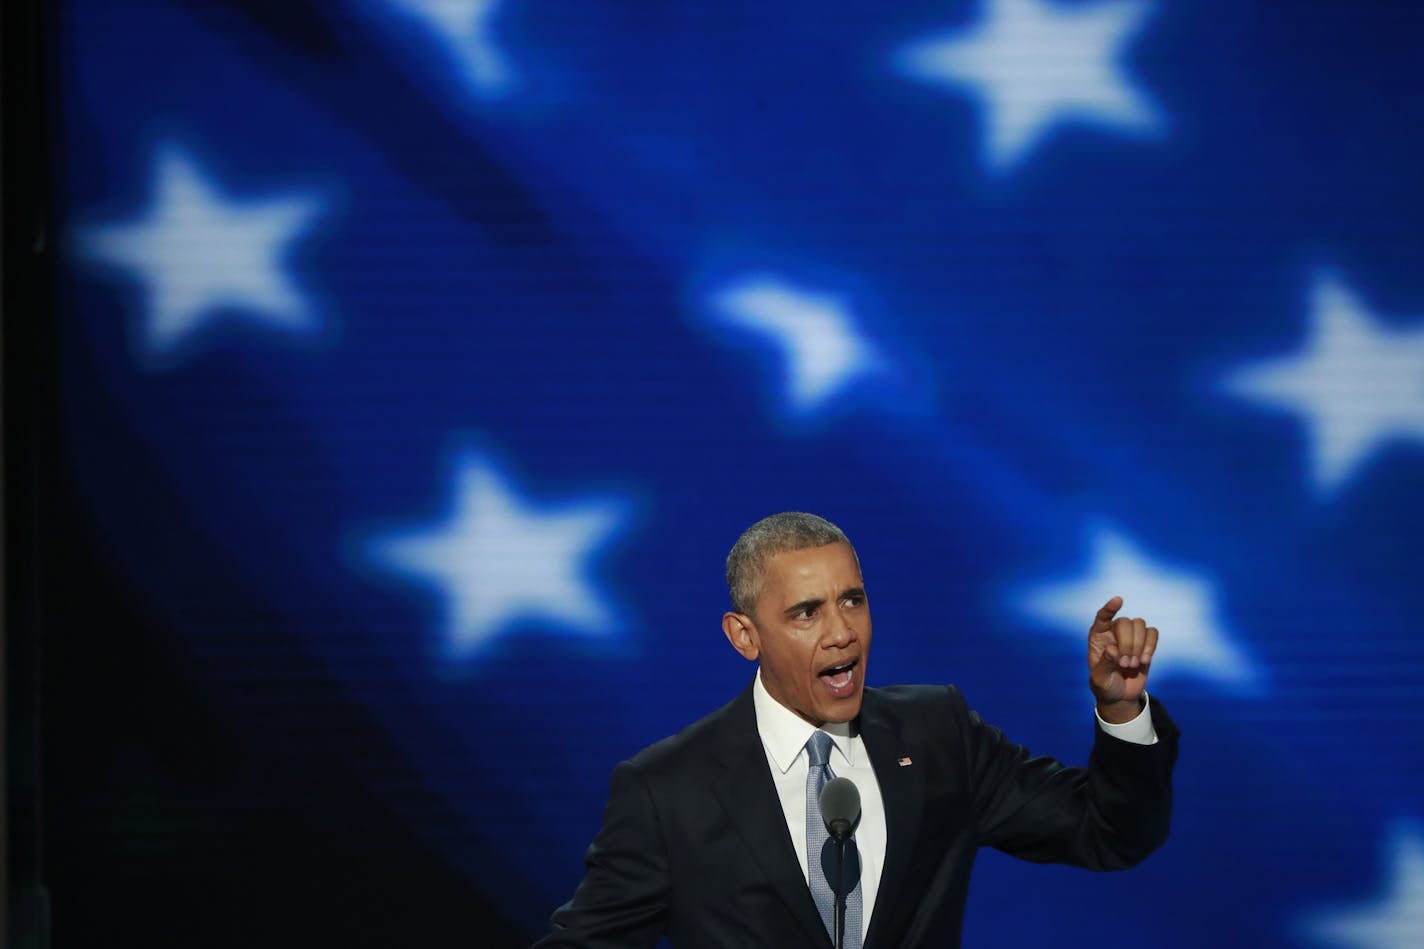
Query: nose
824,605,856,647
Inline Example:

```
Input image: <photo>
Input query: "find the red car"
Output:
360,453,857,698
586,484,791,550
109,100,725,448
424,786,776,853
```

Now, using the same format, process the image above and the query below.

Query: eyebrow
782,597,825,619
781,588,866,619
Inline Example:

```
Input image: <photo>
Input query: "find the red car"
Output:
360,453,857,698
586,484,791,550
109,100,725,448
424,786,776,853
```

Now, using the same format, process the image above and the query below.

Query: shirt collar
753,668,857,774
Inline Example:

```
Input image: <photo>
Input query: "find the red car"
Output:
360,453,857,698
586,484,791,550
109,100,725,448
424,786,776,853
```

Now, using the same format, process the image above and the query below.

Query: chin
822,697,863,724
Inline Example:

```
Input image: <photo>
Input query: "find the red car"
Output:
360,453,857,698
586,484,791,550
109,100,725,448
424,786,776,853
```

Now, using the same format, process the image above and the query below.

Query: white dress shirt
751,670,1157,944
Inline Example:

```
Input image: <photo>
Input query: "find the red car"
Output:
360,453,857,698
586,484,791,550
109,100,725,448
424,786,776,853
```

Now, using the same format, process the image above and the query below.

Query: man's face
723,542,871,726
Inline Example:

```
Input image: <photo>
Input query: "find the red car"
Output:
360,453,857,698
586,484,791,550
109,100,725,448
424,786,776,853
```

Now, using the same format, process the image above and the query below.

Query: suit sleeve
958,689,1180,870
530,760,669,949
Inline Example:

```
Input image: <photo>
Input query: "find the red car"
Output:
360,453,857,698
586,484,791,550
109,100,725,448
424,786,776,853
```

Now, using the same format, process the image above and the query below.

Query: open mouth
818,658,859,697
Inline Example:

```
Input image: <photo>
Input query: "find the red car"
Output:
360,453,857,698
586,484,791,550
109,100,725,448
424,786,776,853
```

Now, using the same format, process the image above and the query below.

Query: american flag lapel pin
898,755,913,767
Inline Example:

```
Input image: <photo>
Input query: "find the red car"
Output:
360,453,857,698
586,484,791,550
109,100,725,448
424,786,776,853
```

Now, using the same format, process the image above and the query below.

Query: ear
722,611,760,661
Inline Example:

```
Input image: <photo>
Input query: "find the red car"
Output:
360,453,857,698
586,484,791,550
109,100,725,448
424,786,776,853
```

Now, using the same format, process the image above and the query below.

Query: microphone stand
832,837,847,949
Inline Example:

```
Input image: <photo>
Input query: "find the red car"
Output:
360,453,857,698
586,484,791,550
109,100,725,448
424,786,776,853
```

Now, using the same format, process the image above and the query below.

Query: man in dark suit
533,513,1179,949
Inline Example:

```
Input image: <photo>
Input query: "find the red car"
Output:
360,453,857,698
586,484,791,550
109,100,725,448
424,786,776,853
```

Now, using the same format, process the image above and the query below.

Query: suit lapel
858,692,924,949
711,682,833,949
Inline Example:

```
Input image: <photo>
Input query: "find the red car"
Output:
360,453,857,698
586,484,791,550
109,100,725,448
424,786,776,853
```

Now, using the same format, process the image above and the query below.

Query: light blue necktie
805,731,863,948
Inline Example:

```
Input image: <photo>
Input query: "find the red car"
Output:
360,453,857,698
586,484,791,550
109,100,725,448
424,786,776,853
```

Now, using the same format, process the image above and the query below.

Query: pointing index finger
1091,596,1124,633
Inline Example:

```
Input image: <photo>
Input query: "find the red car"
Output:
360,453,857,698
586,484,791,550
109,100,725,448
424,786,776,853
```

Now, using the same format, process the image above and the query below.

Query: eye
841,593,865,608
794,605,818,620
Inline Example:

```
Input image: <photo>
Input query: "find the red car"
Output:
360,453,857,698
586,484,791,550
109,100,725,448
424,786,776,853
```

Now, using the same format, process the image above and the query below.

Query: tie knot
806,730,834,768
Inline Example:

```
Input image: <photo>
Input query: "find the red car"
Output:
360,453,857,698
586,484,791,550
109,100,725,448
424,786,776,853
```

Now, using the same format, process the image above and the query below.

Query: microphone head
819,776,862,843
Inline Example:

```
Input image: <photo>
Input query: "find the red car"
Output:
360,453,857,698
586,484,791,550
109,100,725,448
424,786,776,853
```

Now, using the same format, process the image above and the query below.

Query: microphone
819,776,861,843
819,776,861,949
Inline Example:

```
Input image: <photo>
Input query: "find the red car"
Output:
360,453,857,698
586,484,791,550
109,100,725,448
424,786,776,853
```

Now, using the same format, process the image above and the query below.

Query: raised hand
1087,596,1157,723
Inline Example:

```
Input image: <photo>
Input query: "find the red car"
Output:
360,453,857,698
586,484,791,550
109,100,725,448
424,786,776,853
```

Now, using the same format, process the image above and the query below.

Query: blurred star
81,144,324,360
1308,823,1424,949
368,452,629,656
896,0,1162,172
711,275,882,416
1225,272,1424,498
388,0,516,97
1019,528,1251,686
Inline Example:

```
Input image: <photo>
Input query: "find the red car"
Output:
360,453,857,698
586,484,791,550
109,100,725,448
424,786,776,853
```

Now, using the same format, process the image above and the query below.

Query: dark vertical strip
3,0,60,945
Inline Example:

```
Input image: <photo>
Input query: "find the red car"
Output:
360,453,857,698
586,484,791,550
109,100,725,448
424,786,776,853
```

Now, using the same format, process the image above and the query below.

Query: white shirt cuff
1094,692,1158,745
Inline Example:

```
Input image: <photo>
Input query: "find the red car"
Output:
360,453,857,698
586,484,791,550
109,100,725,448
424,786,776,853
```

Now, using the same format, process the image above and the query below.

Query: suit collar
712,679,835,949
753,668,858,773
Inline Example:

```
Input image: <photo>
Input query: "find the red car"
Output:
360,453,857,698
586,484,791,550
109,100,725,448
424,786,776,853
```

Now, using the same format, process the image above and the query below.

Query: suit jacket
533,681,1180,949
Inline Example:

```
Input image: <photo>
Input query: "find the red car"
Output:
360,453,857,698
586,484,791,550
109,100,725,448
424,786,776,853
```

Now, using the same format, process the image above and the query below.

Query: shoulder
861,683,990,747
622,687,750,779
865,682,971,719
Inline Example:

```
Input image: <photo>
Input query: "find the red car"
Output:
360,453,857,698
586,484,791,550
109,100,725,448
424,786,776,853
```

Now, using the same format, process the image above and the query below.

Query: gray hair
725,512,858,615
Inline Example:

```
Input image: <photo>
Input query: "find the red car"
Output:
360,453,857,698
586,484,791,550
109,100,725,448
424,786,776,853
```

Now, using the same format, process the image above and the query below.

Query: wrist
1096,696,1145,725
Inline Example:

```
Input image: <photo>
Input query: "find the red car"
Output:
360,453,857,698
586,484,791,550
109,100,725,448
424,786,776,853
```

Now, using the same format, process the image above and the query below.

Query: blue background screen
32,1,1424,946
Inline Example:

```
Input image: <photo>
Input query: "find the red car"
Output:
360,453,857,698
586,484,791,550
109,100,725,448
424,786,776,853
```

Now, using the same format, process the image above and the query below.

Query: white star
1017,527,1253,687
1224,272,1424,497
896,0,1162,172
1307,823,1424,949
388,0,515,97
367,451,630,657
80,144,324,360
709,275,881,416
